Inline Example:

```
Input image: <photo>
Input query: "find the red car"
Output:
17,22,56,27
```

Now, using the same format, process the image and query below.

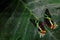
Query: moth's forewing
45,9,51,18
44,9,57,29
30,15,46,37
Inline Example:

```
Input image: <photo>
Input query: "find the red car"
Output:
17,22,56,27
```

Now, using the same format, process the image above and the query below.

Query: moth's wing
44,9,58,29
45,9,51,18
30,14,39,27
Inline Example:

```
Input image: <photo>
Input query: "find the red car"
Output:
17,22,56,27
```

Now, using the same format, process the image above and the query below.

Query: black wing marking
44,9,54,28
45,9,51,18
30,18,45,32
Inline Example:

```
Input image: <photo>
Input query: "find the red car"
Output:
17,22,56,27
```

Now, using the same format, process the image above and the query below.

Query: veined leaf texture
0,0,60,40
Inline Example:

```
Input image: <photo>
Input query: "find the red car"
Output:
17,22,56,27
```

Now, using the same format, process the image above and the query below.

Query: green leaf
0,0,60,40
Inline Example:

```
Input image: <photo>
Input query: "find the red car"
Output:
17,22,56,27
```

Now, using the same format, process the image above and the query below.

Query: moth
30,9,58,37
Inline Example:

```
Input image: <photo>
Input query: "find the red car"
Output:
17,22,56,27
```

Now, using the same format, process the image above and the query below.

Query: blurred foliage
0,0,60,40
